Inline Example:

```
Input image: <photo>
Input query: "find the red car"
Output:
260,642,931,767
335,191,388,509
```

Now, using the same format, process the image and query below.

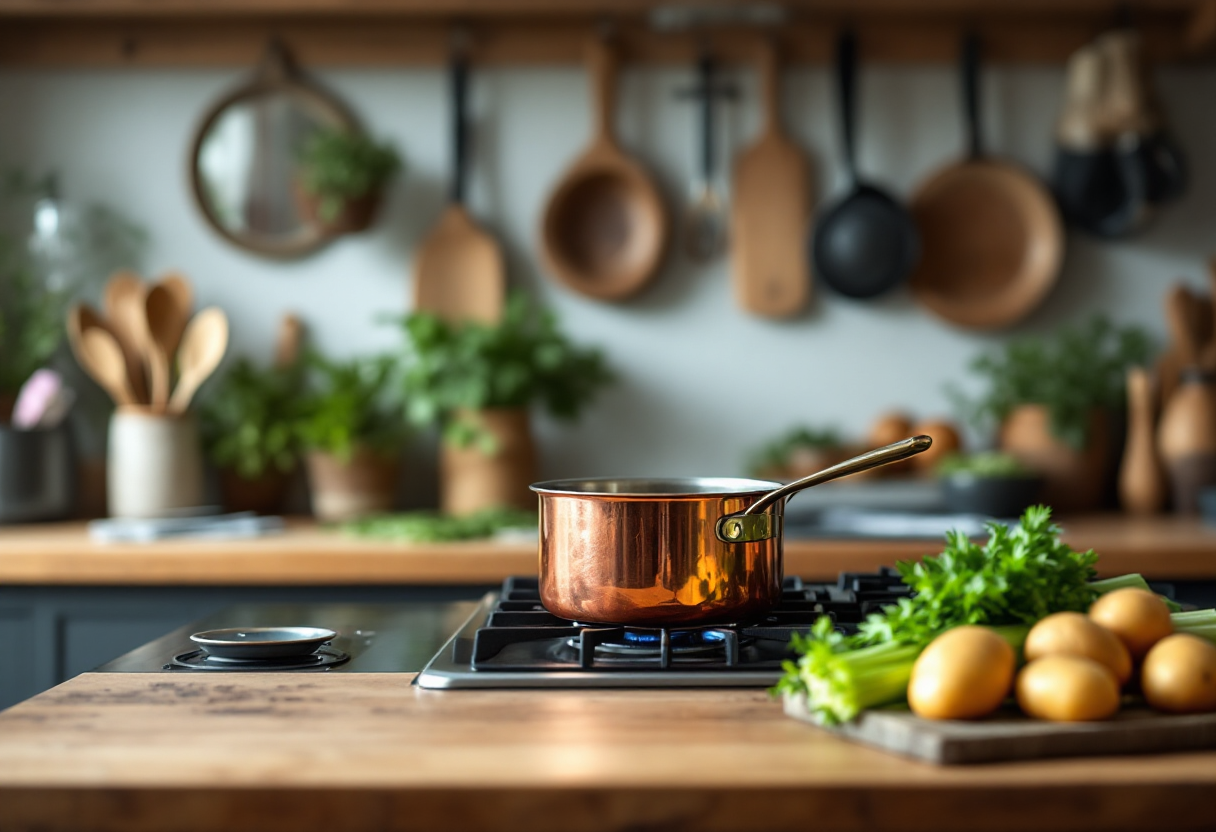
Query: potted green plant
296,128,401,235
295,351,408,521
197,357,305,514
747,426,844,481
935,451,1042,517
399,292,613,516
954,316,1151,511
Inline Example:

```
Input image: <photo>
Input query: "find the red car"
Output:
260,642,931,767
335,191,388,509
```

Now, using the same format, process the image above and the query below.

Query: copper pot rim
529,477,781,499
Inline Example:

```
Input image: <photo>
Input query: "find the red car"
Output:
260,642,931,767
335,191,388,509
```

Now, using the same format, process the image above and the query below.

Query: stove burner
564,626,745,667
166,646,350,672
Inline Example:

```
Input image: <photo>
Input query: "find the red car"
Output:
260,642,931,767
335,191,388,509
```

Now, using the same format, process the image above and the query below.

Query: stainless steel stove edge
412,592,785,690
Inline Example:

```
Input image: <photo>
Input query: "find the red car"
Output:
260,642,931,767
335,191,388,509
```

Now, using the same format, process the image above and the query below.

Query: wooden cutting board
730,40,811,318
784,694,1216,765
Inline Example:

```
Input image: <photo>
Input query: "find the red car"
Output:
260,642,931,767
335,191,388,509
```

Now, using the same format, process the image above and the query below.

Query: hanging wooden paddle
731,40,812,318
412,51,505,324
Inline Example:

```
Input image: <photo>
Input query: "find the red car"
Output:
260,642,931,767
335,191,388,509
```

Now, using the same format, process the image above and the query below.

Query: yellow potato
1024,611,1132,685
1089,588,1173,659
908,626,1015,720
1016,655,1120,722
1141,634,1216,715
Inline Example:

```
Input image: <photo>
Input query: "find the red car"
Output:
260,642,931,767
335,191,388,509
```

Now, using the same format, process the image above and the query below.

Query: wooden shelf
0,0,1210,67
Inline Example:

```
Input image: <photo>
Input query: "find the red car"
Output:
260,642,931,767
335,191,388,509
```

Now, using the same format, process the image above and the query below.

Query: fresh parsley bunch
854,506,1098,647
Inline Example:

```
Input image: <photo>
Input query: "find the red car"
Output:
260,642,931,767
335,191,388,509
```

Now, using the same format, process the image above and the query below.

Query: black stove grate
468,569,910,673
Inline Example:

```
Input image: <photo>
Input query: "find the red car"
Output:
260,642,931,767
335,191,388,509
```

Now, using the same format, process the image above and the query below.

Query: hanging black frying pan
810,30,919,300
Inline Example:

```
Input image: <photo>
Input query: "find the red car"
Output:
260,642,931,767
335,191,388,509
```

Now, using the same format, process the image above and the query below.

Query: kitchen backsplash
2,64,1214,481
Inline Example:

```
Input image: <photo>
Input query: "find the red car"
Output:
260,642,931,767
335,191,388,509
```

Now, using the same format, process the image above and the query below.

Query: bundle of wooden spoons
67,271,228,415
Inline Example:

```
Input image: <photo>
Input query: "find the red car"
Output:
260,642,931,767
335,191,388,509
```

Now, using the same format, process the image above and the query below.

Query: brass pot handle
714,435,933,544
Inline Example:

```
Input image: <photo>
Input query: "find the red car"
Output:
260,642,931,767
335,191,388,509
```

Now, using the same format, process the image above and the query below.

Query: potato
908,626,1015,720
868,412,914,448
1024,612,1132,685
1016,655,1120,722
1141,634,1216,714
909,419,961,472
1089,588,1173,659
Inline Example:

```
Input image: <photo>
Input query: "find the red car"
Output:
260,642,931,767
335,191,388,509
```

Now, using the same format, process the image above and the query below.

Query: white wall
2,62,1214,486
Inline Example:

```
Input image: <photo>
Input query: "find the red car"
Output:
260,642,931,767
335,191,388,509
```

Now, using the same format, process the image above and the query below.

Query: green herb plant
340,507,536,543
0,172,145,398
297,129,401,222
295,350,407,461
399,292,614,450
952,316,1152,449
198,358,305,480
773,506,1213,725
934,451,1031,479
747,425,842,478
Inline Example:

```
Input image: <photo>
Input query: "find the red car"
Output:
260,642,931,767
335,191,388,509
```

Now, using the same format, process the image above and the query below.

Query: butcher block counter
0,672,1213,832
3,514,1216,585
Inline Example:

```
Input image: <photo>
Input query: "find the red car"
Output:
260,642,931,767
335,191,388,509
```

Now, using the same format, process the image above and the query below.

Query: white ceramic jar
107,409,204,518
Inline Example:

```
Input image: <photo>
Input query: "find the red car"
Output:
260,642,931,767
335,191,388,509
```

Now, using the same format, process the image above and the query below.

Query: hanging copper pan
532,436,931,627
909,34,1063,330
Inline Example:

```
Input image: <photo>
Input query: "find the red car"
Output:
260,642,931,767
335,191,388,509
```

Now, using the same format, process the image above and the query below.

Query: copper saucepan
531,435,932,627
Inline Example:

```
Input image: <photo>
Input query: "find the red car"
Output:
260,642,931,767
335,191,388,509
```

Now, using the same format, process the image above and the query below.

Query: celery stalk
1090,573,1183,611
1173,609,1216,645
780,621,1029,726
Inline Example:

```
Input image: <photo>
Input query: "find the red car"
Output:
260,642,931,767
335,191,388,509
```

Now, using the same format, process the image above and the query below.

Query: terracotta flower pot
295,186,383,235
220,467,291,515
306,446,400,521
999,404,1110,513
441,408,537,517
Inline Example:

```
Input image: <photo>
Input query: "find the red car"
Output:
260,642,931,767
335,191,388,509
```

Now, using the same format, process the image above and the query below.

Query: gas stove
96,570,911,688
415,569,910,689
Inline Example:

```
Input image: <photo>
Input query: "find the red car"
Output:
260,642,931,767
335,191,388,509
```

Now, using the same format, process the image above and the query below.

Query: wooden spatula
412,53,505,324
730,40,812,318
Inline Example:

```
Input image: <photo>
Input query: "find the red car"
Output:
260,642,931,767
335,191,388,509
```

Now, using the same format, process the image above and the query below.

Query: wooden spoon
67,303,128,403
168,308,229,414
144,283,191,411
539,38,667,301
102,270,149,403
81,326,137,406
157,271,194,319
412,53,505,324
730,39,811,318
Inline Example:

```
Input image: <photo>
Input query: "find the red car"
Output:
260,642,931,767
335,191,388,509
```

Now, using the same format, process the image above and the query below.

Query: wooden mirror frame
188,40,360,259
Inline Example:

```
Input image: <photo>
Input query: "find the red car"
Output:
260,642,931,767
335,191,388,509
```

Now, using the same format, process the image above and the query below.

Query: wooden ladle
539,38,667,301
168,307,229,414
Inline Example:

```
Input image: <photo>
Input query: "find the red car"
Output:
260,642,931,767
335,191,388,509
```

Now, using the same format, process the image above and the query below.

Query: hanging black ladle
810,30,919,299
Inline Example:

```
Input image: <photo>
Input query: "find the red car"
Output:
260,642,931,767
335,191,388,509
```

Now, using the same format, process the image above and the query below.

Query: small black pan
811,31,919,299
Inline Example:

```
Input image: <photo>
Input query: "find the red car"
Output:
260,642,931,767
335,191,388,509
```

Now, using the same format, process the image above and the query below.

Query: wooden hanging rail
0,0,1211,67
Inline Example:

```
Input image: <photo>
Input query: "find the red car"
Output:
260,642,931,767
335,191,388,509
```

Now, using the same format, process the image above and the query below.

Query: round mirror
190,42,357,258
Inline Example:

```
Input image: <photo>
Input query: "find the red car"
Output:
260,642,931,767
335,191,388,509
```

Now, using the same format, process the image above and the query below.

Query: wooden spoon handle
275,314,304,368
148,347,170,411
586,38,617,147
758,39,780,137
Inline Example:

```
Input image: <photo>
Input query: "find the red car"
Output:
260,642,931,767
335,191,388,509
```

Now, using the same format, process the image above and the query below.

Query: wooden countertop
0,515,1214,585
0,672,1212,832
